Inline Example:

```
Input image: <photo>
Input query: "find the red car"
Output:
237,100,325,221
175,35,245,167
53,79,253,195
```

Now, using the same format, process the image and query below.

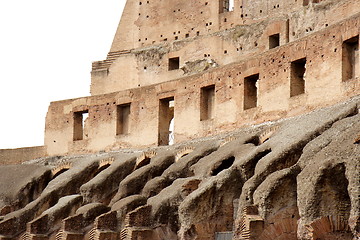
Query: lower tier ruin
0,96,359,240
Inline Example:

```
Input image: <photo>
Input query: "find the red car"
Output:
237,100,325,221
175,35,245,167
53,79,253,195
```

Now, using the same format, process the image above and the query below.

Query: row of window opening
74,35,359,142
73,58,305,141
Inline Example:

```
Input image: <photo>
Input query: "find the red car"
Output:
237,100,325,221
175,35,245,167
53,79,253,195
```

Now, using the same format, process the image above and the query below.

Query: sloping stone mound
0,97,359,240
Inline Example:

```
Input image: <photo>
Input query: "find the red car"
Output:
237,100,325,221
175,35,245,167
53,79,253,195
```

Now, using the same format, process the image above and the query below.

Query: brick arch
51,162,73,179
98,157,114,172
220,135,238,147
308,215,353,240
134,151,157,170
258,125,280,144
257,216,298,240
175,146,195,162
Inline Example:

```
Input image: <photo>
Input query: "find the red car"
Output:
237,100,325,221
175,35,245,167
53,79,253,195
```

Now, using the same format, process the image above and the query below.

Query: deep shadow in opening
211,156,235,176
134,157,151,170
245,136,260,146
52,168,70,179
92,164,111,178
244,149,272,178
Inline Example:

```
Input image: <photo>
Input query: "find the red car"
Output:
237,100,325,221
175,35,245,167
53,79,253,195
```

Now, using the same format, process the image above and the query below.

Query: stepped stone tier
1,98,360,239
0,0,359,239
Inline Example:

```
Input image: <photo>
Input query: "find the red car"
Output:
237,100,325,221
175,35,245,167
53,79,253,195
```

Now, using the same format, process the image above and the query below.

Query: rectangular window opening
200,85,215,121
269,33,280,49
342,35,359,81
73,110,89,141
290,58,306,97
116,103,131,135
219,0,234,13
158,97,174,146
168,57,180,71
244,74,259,110
303,0,309,6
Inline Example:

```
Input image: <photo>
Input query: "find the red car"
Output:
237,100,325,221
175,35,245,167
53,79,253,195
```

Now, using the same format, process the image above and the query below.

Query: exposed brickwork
0,0,359,240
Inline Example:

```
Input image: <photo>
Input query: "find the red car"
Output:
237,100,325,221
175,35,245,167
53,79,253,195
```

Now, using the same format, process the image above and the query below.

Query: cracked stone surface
0,97,359,240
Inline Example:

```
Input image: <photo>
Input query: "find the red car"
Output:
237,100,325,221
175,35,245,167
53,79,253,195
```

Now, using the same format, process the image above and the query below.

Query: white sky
0,0,126,149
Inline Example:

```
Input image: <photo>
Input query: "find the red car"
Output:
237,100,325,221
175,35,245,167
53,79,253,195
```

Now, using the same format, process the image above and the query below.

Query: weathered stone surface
110,150,176,204
0,97,359,240
1,0,360,239
0,164,51,215
80,153,138,204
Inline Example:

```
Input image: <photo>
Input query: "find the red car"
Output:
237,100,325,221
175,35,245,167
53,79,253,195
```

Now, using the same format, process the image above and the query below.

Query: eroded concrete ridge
0,0,359,239
1,98,360,239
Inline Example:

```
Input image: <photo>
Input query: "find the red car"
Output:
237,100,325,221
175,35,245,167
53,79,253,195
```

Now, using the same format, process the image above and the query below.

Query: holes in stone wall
73,110,88,141
116,103,131,135
290,58,306,97
244,74,259,110
342,35,359,81
211,156,235,176
168,57,180,70
200,85,215,121
269,33,280,49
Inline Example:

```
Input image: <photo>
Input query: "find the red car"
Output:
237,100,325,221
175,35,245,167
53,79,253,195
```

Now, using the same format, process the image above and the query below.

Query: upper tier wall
109,0,326,52
91,0,359,95
45,13,360,156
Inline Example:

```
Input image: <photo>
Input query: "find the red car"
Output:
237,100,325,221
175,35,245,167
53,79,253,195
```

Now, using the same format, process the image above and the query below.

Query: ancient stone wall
91,0,359,95
46,11,360,156
0,146,47,165
0,0,359,239
1,99,359,239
